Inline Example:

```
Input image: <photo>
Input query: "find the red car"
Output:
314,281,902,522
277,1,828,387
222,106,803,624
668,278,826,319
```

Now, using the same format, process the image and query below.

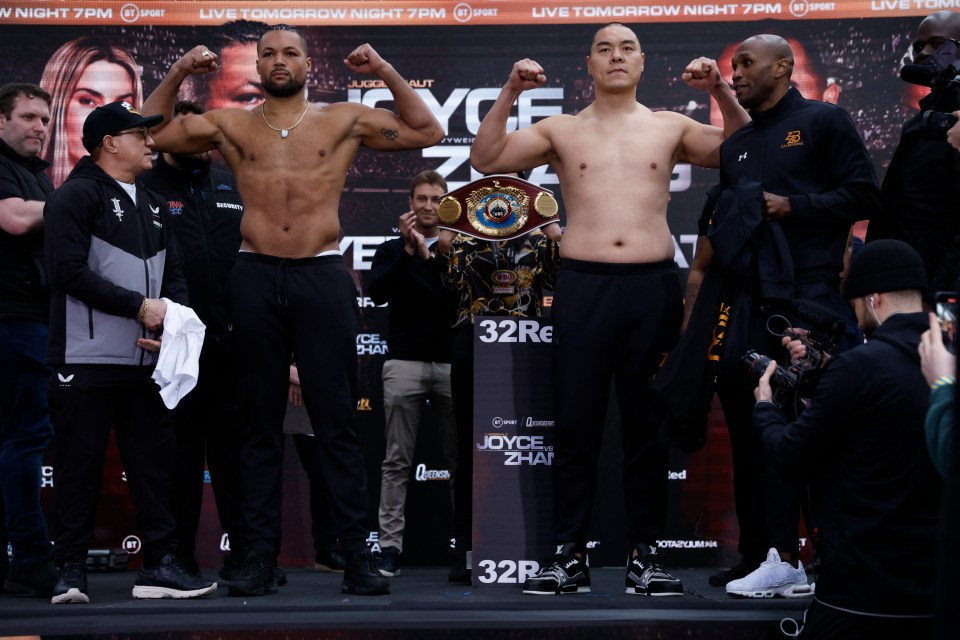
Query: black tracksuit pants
49,365,177,567
230,253,368,555
550,258,682,549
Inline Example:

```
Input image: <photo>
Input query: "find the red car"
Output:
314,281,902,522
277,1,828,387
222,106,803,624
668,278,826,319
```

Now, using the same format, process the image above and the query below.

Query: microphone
791,299,845,342
901,63,936,86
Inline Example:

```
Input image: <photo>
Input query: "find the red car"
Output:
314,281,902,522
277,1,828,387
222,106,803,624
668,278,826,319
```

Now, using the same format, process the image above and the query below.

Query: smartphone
935,291,959,354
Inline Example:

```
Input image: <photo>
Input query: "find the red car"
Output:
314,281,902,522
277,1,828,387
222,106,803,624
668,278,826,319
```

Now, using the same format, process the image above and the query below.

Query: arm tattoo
380,128,399,141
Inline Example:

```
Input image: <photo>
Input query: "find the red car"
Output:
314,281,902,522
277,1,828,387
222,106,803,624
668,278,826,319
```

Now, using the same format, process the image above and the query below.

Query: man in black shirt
683,34,880,592
867,10,960,293
0,83,58,597
367,171,458,577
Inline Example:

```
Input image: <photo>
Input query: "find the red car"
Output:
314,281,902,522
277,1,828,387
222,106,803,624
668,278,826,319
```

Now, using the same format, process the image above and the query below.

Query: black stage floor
0,567,809,640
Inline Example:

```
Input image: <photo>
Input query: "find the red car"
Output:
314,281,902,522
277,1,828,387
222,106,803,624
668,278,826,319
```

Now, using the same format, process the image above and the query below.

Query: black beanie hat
843,239,928,300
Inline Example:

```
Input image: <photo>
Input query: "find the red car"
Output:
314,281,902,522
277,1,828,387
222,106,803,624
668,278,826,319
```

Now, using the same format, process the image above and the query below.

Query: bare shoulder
651,109,697,127
539,112,581,133
204,106,258,130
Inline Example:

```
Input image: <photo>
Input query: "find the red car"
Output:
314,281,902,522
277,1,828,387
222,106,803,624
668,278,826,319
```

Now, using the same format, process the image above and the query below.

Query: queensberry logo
168,200,184,216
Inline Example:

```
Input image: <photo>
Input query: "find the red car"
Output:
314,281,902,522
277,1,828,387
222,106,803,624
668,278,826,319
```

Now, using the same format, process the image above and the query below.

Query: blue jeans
0,319,53,565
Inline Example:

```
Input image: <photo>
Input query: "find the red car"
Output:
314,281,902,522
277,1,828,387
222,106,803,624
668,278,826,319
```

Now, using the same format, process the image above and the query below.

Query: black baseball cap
82,101,163,152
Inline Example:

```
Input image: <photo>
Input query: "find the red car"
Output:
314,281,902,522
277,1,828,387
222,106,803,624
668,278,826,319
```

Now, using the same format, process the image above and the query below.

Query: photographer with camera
867,11,960,294
752,240,941,638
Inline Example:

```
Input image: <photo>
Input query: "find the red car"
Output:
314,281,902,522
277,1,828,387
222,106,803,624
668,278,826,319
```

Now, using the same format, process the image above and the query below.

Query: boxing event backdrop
1,0,940,572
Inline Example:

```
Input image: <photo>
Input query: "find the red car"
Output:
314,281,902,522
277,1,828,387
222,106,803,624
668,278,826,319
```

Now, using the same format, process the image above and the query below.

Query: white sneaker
725,548,812,599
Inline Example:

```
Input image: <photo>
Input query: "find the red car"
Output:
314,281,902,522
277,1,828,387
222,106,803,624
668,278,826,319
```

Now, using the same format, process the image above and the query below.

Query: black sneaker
625,544,683,596
314,549,347,573
341,548,390,595
218,552,243,582
132,554,217,599
174,556,202,578
4,560,59,596
227,550,277,597
522,543,590,595
376,546,401,577
275,567,288,586
708,558,761,587
51,563,89,604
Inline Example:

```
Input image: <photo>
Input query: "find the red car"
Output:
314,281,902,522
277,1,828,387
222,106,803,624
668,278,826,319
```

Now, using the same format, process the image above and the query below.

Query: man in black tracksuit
753,240,940,638
684,35,881,590
44,101,214,603
137,101,245,579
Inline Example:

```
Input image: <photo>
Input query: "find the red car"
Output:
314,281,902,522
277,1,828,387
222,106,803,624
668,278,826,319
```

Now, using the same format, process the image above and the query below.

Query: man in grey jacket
43,101,215,604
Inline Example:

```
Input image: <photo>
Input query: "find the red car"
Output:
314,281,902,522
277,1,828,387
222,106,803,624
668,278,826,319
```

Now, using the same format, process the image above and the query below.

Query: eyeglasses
112,127,149,142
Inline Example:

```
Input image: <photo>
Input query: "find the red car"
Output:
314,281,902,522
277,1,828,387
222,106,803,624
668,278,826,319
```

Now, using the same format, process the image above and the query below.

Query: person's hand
681,57,722,92
288,383,303,406
781,328,809,364
437,229,456,256
139,298,167,333
175,45,219,76
398,211,418,254
507,59,547,92
947,111,960,152
762,192,791,220
920,312,957,386
754,360,777,403
289,364,300,386
344,43,388,76
136,337,162,353
542,221,563,242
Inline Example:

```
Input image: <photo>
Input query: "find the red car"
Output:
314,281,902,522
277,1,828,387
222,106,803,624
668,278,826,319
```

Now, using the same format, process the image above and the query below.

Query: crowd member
39,37,141,187
44,101,216,603
680,35,880,594
0,83,58,597
470,22,749,596
752,239,940,637
142,24,443,597
433,184,560,583
866,10,960,293
367,170,458,578
136,100,246,581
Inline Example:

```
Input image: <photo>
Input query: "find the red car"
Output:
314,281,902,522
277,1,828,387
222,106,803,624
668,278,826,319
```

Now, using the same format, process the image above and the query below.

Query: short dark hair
409,170,447,198
173,100,203,117
259,24,309,55
0,83,51,119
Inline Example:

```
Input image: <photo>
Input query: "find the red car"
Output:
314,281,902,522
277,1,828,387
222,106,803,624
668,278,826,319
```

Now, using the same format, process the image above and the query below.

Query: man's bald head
737,34,794,78
919,10,960,38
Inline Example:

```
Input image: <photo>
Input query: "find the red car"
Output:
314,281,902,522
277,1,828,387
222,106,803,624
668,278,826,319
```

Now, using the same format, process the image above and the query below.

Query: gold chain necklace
260,101,309,139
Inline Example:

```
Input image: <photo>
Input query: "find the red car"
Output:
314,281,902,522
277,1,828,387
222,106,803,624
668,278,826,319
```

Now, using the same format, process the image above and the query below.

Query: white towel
152,298,206,409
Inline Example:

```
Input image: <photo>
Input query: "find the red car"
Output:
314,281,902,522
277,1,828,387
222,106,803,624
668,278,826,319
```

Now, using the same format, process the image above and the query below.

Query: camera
742,299,845,409
901,38,960,140
742,350,802,408
920,110,959,140
935,291,958,355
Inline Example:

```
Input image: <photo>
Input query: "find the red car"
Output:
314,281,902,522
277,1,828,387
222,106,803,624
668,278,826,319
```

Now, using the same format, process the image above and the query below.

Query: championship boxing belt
437,174,559,240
